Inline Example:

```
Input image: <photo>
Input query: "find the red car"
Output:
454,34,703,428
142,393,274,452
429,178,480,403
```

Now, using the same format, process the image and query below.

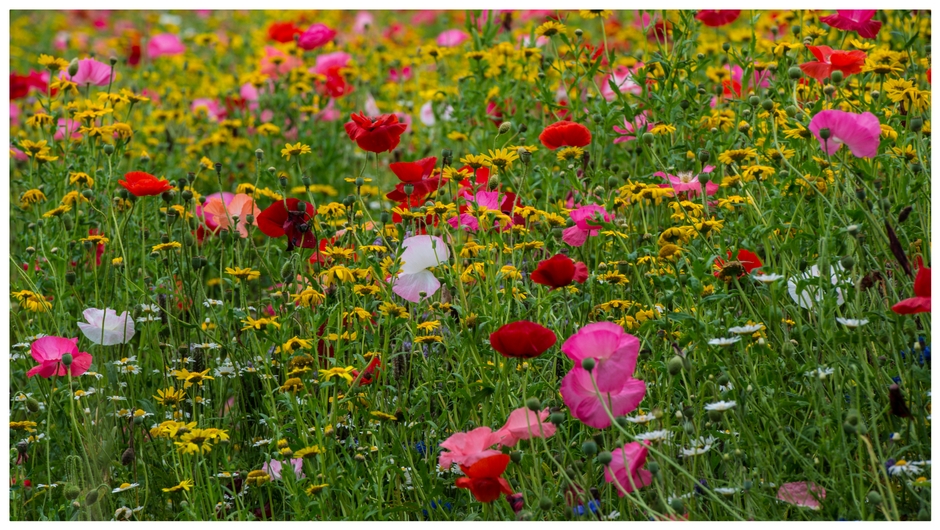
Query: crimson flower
256,198,318,251
118,171,173,197
713,249,763,279
386,157,442,202
344,112,408,153
531,253,588,289
539,121,592,150
351,357,382,386
799,46,866,83
695,10,741,27
819,10,882,39
490,320,557,359
268,21,302,43
10,71,47,100
892,259,930,314
315,66,353,98
455,454,513,503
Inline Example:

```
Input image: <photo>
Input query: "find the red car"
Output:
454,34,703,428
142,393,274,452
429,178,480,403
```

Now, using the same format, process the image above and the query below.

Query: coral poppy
268,21,302,43
562,204,611,247
777,481,826,510
118,171,172,197
455,454,513,503
604,442,653,496
26,336,93,378
438,426,502,469
256,198,318,251
562,322,640,393
539,121,592,150
344,112,408,153
494,407,556,447
695,10,741,27
262,458,305,480
799,46,866,83
808,109,880,158
489,320,557,359
391,235,450,303
202,193,260,238
77,307,135,345
297,23,337,50
819,10,882,39
892,259,930,314
713,249,763,279
560,366,646,429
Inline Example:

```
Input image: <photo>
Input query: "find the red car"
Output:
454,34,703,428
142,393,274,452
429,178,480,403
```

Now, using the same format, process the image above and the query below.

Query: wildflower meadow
6,8,933,522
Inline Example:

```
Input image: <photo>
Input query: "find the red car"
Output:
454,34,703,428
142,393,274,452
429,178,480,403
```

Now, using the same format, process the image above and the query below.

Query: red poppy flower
256,198,318,251
344,112,408,153
713,249,763,279
531,254,575,289
316,66,354,98
721,78,742,99
268,21,302,43
695,10,741,27
10,71,47,100
892,259,930,314
455,454,513,503
538,121,592,150
573,262,589,283
490,320,557,359
386,157,443,202
351,357,382,386
799,46,867,83
118,171,173,197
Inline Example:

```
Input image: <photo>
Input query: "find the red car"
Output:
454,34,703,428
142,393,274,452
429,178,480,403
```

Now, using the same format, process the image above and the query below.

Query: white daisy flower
634,429,674,442
624,413,657,424
112,482,139,493
140,303,161,313
888,460,923,476
708,337,741,346
136,314,160,323
713,487,739,495
753,273,784,283
728,324,763,335
804,367,835,379
836,317,869,328
204,299,224,307
705,401,737,411
788,263,848,309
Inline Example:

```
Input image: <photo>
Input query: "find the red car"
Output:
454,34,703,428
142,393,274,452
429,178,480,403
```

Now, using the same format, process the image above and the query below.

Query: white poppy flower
787,264,848,309
392,235,451,303
77,307,136,345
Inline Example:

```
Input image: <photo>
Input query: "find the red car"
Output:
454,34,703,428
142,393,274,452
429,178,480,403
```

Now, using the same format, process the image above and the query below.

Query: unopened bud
68,59,80,76
498,121,512,135
581,358,595,371
61,353,73,366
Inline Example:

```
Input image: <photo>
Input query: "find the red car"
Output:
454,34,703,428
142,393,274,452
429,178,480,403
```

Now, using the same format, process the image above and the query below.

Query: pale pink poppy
656,166,719,198
560,366,646,429
261,46,302,78
562,322,640,393
494,407,556,447
808,109,880,158
604,442,653,495
353,12,374,34
27,336,93,378
297,23,336,51
438,426,502,469
392,235,450,303
191,98,225,122
10,102,20,124
777,481,826,510
77,307,135,345
562,204,611,247
601,64,643,101
613,113,653,144
312,52,351,76
54,118,83,141
202,193,259,238
263,458,305,480
11,146,29,162
66,58,111,86
437,29,469,47
148,34,185,58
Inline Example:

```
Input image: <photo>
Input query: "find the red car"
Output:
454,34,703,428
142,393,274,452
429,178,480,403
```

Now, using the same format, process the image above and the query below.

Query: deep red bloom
344,112,408,153
819,10,882,39
386,157,443,202
316,66,353,98
351,357,382,386
721,78,742,99
256,198,318,251
88,228,105,267
892,259,930,314
531,254,576,289
573,262,589,283
538,121,592,150
713,249,763,278
10,71,47,100
695,10,741,27
455,454,513,503
268,21,302,43
118,171,173,197
799,46,867,83
490,320,557,359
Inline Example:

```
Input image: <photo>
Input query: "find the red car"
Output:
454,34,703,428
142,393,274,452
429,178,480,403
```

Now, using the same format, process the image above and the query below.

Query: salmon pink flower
198,192,234,230
27,336,92,378
560,366,646,429
495,407,556,447
489,320,557,359
695,10,741,27
808,109,880,158
657,166,718,198
77,307,135,345
202,193,260,238
539,121,592,150
118,171,172,197
562,204,611,247
392,235,450,303
604,442,652,495
455,454,513,503
66,58,111,86
777,481,826,510
799,46,866,83
447,190,514,232
297,23,336,50
147,34,185,58
437,29,469,47
438,426,501,469
344,112,408,153
256,198,318,251
562,322,640,393
819,10,882,39
892,259,930,314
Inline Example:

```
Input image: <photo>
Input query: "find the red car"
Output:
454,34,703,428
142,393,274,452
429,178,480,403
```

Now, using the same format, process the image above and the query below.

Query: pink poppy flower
66,58,111,86
391,235,450,303
198,192,234,230
202,193,260,238
494,407,556,447
147,34,186,58
388,65,412,83
562,204,611,247
11,146,28,162
27,336,93,378
560,366,646,429
656,166,719,198
808,109,880,158
261,46,302,78
263,458,305,480
77,307,135,345
777,481,826,510
448,191,513,232
297,23,336,50
438,426,502,469
10,102,20,124
600,64,643,101
613,113,653,143
191,98,225,122
54,118,83,141
562,322,640,393
437,29,469,47
353,12,374,34
819,10,882,39
312,51,351,76
604,442,653,495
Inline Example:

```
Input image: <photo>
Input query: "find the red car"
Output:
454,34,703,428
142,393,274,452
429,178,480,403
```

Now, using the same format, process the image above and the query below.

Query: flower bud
581,358,595,371
498,121,512,135
68,59,80,76
597,451,613,465
787,66,802,79
669,498,684,512
539,496,553,510
85,489,99,506
403,184,415,196
509,451,522,464
830,70,844,84
255,149,264,160
910,116,923,132
667,355,684,375
840,255,855,270
722,42,731,52
525,397,542,411
26,397,41,413
867,491,882,505
748,95,760,107
65,484,81,500
581,440,597,456
549,412,565,424
61,353,73,366
121,446,135,466
642,132,654,144
818,128,831,140
574,28,583,39
823,84,836,96
698,149,710,163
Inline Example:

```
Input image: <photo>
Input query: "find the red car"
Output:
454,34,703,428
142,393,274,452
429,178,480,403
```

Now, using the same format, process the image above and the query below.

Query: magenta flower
819,10,882,39
656,166,719,198
448,190,513,232
604,442,653,496
562,322,640,394
147,34,186,58
777,481,827,510
262,458,305,480
437,29,469,47
297,23,336,50
494,407,556,447
562,204,611,247
808,109,880,158
26,336,93,378
560,366,646,429
54,118,82,141
612,113,653,144
601,64,643,101
66,58,111,86
438,426,502,469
